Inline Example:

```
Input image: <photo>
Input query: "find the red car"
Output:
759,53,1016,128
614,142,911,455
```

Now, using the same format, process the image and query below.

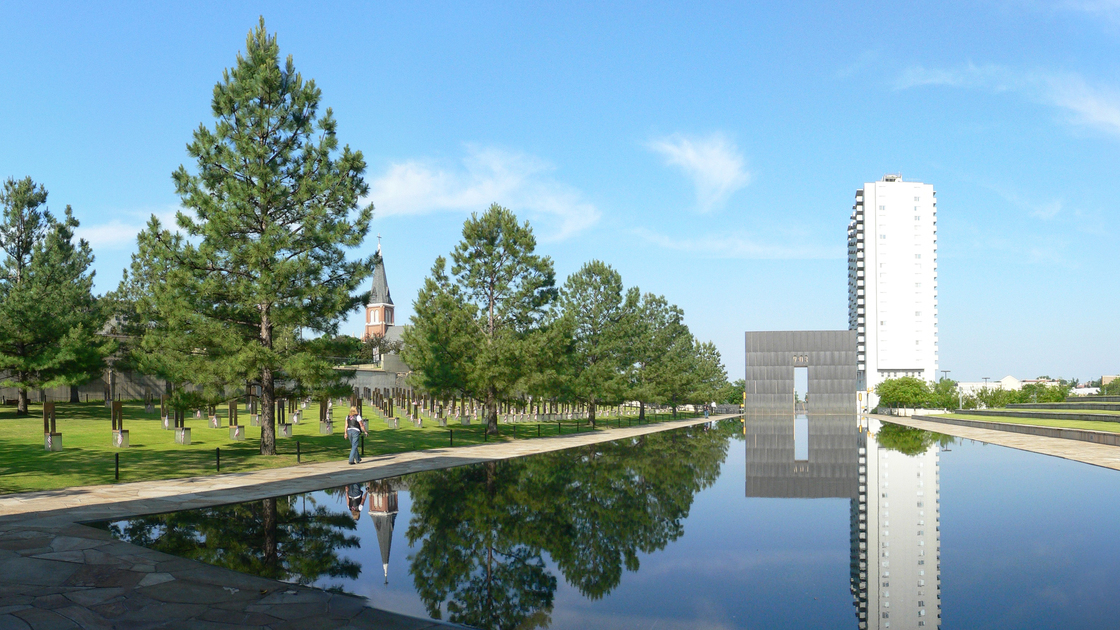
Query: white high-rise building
848,175,939,407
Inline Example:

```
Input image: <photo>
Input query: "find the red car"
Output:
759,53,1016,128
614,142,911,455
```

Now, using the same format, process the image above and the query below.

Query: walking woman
345,406,367,464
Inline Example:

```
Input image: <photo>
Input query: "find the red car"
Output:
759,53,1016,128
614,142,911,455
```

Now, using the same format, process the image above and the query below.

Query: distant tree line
402,203,730,435
875,376,1071,410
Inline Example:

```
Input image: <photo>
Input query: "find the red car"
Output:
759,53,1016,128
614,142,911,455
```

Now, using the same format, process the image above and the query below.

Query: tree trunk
69,385,79,404
16,383,28,416
588,401,596,428
485,387,498,435
260,306,276,455
638,400,645,422
262,497,278,574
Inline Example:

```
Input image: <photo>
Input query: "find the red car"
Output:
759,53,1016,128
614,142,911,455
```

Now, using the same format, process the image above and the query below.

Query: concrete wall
0,371,169,403
744,330,857,414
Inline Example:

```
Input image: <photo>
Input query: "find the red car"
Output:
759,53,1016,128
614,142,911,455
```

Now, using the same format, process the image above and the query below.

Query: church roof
369,244,393,306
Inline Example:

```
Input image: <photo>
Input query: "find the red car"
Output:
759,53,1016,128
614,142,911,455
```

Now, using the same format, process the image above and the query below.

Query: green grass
997,408,1120,415
931,412,1120,434
0,401,689,494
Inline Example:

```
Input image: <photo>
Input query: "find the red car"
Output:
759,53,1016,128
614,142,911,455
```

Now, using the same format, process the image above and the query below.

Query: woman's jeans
348,429,361,463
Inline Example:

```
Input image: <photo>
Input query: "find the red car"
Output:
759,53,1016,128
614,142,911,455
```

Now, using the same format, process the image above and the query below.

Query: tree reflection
876,423,955,456
405,421,736,628
108,495,361,585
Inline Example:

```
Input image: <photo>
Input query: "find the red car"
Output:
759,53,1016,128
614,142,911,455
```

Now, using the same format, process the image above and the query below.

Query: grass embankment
930,412,1120,435
0,401,688,494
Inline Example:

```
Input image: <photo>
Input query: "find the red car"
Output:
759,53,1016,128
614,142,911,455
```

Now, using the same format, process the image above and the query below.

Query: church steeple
364,237,394,339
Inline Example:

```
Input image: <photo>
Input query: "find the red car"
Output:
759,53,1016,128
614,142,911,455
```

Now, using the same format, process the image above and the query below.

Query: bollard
297,440,301,463
484,430,487,443
558,422,561,435
115,453,119,481
216,447,221,472
538,424,541,438
361,434,365,457
450,429,453,447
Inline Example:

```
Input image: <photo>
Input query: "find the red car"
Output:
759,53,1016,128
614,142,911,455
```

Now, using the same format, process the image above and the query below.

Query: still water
97,418,1120,629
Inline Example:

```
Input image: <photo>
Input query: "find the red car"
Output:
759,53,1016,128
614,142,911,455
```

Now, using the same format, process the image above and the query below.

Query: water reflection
104,493,361,585
404,422,736,628
744,414,948,629
98,421,738,630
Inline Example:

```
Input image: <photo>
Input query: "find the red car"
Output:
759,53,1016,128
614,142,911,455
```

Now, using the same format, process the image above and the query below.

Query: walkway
0,414,729,629
877,414,1120,471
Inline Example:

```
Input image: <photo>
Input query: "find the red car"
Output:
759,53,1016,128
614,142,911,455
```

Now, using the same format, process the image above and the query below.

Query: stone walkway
0,415,728,629
878,414,1120,471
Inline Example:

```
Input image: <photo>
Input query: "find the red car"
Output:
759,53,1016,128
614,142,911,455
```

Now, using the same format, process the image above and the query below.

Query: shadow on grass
0,401,700,494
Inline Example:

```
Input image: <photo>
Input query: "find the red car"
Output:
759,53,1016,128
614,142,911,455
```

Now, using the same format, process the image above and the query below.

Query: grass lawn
0,401,687,494
931,413,1120,434
996,408,1120,415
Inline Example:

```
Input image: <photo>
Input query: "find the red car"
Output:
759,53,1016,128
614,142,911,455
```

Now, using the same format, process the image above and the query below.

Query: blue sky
2,1,1118,382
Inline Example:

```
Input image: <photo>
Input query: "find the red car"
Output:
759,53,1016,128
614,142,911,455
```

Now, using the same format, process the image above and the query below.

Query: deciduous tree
556,261,639,427
403,204,558,434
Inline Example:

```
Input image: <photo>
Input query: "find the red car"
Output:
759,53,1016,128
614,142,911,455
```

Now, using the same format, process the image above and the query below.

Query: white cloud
632,227,842,260
895,64,1120,138
74,206,181,251
646,133,751,212
367,146,600,241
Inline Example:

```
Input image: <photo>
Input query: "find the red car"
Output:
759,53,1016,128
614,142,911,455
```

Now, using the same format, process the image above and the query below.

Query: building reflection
744,415,942,629
854,420,942,629
368,479,399,584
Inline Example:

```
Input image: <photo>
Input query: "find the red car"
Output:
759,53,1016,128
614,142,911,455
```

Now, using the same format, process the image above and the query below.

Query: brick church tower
364,241,394,339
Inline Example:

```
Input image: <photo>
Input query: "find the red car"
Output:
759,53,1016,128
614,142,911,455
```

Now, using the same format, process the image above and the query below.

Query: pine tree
128,19,373,454
0,177,111,414
403,204,559,435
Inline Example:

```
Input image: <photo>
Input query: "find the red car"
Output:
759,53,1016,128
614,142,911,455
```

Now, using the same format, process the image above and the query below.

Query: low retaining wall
1008,402,1120,411
912,415,1120,446
958,409,1120,423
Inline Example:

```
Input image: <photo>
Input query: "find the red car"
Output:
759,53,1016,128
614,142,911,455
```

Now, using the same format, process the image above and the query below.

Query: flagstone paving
0,415,728,629
877,414,1120,471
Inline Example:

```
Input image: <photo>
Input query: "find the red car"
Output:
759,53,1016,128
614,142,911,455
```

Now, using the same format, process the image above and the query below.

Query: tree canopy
402,203,561,434
122,19,373,453
0,177,111,414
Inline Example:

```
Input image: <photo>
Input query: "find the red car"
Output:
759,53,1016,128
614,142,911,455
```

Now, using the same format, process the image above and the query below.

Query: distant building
849,175,939,407
957,375,1021,396
364,241,403,345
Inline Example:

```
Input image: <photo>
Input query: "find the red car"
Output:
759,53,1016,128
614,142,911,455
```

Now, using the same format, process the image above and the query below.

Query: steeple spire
364,239,395,340
369,481,399,585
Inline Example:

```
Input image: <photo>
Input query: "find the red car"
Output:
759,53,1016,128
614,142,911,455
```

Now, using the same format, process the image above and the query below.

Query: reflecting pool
96,418,1120,629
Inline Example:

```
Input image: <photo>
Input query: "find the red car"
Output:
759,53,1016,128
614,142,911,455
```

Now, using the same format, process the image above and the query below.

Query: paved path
877,414,1120,471
0,415,728,629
